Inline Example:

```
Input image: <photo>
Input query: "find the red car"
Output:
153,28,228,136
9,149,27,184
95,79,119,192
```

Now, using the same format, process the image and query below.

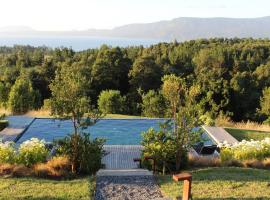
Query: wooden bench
173,172,192,200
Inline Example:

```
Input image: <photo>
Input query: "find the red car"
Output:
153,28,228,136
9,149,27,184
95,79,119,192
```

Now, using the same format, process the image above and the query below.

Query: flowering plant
17,138,49,166
219,138,270,162
0,141,16,164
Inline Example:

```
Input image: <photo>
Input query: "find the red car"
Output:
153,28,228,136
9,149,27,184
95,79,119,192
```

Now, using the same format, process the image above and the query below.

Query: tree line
0,38,269,124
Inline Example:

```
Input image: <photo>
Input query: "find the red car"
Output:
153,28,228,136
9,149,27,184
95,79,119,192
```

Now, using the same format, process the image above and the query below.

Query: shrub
98,90,125,114
8,78,40,114
188,155,221,167
55,133,105,174
141,90,166,118
17,138,49,167
219,138,270,162
0,120,8,131
42,99,51,110
0,141,16,164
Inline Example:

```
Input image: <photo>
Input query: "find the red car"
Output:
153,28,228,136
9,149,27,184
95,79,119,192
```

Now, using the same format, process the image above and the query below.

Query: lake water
0,36,161,51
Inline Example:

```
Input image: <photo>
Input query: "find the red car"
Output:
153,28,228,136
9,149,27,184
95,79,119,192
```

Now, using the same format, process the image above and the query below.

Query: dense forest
0,38,270,123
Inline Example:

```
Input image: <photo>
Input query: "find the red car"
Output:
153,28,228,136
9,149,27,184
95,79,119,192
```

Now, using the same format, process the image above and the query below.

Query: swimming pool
13,118,215,145
17,118,166,145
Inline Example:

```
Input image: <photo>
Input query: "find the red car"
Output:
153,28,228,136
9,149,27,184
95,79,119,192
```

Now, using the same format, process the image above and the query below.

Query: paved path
102,145,143,169
202,126,238,145
0,116,35,142
95,169,167,200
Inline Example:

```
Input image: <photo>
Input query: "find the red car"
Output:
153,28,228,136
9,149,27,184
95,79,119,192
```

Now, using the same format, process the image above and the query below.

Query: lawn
0,177,95,200
225,128,270,141
158,167,270,200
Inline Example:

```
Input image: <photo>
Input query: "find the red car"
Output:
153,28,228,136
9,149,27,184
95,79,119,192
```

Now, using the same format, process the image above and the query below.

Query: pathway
95,169,167,200
0,116,35,142
202,126,238,145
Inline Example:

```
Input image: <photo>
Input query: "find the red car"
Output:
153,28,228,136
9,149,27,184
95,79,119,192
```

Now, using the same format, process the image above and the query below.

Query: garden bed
225,128,270,141
158,167,270,199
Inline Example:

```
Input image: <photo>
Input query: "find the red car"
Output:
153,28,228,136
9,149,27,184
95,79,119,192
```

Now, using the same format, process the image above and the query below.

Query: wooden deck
102,145,143,169
202,126,238,145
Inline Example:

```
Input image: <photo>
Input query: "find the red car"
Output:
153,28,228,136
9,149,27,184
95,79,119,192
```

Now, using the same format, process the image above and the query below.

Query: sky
0,0,270,31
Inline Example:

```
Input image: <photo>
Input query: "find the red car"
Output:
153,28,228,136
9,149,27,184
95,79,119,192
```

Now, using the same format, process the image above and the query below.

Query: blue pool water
17,118,166,145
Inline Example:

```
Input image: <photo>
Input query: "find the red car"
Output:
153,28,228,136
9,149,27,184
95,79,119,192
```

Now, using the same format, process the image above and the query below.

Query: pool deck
0,117,36,142
202,126,238,145
102,145,143,169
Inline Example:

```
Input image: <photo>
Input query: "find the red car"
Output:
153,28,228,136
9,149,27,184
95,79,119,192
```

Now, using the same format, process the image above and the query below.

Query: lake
0,36,162,51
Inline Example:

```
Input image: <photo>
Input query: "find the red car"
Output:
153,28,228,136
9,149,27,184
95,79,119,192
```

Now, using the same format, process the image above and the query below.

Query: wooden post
173,173,192,200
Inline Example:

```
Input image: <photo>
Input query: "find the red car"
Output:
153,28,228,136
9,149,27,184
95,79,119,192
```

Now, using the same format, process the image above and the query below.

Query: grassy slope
158,167,270,200
225,128,270,141
0,177,95,200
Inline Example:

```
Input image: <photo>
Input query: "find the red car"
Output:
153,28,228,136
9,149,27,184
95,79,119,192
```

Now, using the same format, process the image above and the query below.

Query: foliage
55,133,105,174
17,138,49,167
161,74,202,171
0,142,16,164
219,138,270,162
8,78,40,114
141,123,188,174
98,90,126,114
1,39,270,120
141,90,167,118
259,87,270,124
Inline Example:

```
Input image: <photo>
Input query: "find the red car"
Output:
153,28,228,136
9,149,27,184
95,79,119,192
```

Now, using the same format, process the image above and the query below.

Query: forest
0,38,269,124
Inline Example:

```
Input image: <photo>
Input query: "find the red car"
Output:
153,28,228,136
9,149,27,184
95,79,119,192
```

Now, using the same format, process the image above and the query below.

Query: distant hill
1,17,270,41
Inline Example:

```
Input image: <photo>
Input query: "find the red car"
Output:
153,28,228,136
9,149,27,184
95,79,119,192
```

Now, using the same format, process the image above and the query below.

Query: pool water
17,118,166,145
12,118,215,145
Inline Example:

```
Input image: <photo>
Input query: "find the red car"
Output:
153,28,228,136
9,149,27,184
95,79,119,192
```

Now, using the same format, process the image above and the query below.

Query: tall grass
215,115,270,132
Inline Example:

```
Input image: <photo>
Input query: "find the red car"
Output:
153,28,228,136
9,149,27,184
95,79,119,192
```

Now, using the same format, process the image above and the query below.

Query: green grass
158,167,270,200
0,177,95,200
225,128,270,141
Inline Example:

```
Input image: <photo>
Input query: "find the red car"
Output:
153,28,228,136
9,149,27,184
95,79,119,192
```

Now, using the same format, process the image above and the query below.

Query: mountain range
1,17,270,41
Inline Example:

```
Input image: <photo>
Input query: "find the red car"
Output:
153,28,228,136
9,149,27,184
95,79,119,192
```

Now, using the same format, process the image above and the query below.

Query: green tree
259,87,270,124
97,90,126,114
8,78,39,114
50,63,104,173
162,74,202,171
141,90,166,118
0,82,10,108
129,55,162,92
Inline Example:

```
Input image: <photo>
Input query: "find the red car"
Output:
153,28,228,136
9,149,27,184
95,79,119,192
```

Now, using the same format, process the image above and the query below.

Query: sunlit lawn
225,128,270,141
158,167,270,200
0,177,95,200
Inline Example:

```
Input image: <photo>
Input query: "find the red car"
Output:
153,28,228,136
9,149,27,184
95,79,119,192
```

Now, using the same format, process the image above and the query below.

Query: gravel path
95,175,165,200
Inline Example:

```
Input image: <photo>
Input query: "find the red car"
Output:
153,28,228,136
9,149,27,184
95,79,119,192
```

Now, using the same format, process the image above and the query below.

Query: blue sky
1,0,270,30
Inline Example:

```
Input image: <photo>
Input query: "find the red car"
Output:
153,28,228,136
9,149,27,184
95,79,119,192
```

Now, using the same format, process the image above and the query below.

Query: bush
141,124,188,174
55,133,105,174
8,78,41,114
0,120,8,131
219,138,270,162
98,90,125,114
0,141,16,164
17,138,49,167
12,165,33,177
141,90,166,118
